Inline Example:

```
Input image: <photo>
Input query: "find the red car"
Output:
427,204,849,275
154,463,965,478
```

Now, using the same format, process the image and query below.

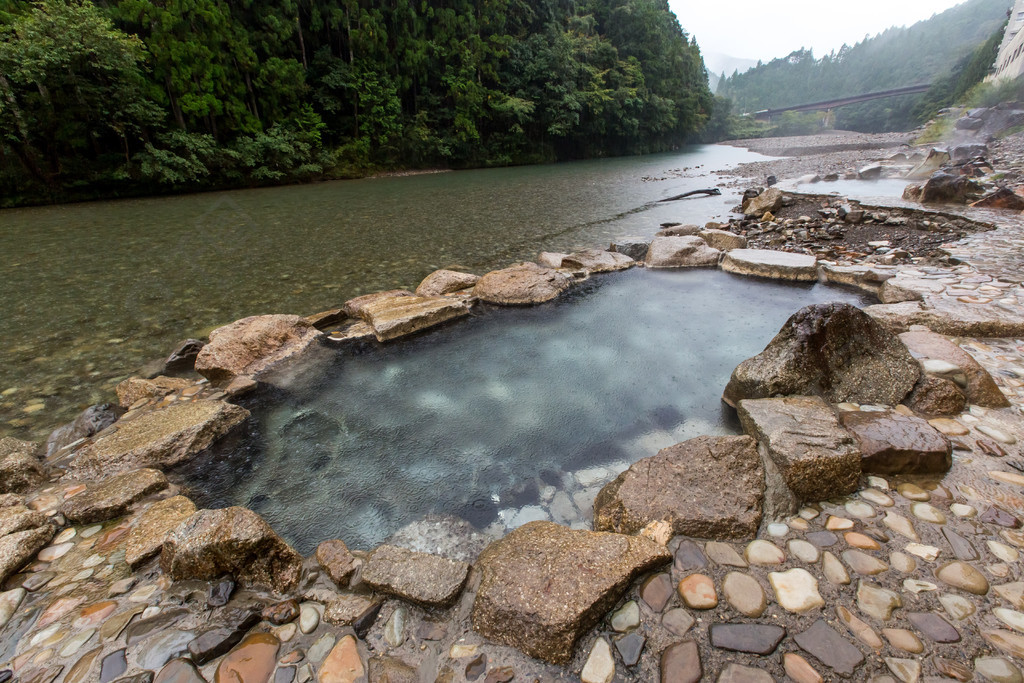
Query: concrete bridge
751,83,932,121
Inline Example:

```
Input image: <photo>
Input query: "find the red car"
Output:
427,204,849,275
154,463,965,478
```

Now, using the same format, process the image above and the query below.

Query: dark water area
0,145,763,440
173,268,869,553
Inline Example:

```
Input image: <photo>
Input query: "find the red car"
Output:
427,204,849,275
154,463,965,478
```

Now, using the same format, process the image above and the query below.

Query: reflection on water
0,145,764,439
173,268,869,553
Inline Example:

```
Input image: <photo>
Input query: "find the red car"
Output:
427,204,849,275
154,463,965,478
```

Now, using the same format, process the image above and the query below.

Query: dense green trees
0,0,711,204
716,0,1009,133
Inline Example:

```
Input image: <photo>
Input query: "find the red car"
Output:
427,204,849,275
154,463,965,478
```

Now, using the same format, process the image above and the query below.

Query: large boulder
737,396,861,516
699,229,747,252
838,409,951,475
971,188,1024,211
865,300,1024,337
743,188,783,217
903,376,967,417
472,521,670,664
61,468,169,524
126,495,197,567
162,338,206,376
160,507,303,592
723,303,919,408
358,294,470,342
415,270,480,297
0,438,47,494
609,237,650,261
919,172,981,204
645,236,721,268
473,263,572,305
45,404,122,457
560,249,635,273
194,314,324,383
0,505,48,537
69,400,250,479
593,435,764,540
343,290,414,317
0,525,54,585
721,249,817,282
360,544,470,607
905,149,950,180
115,376,191,409
899,329,1009,408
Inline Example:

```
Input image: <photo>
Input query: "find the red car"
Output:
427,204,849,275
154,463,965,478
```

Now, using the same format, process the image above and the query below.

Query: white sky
669,0,980,67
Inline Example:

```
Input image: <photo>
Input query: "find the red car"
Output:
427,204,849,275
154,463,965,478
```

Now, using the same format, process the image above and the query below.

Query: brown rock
472,262,572,305
919,172,981,204
698,229,747,251
593,435,764,539
723,303,919,407
839,409,951,475
358,294,470,342
160,507,303,592
213,632,279,683
319,635,363,683
660,640,701,683
360,544,470,607
195,314,323,382
343,290,414,318
0,437,47,494
743,187,783,216
471,521,670,664
865,299,1024,337
115,376,191,409
970,187,1024,210
560,249,635,273
304,308,347,330
61,468,168,524
126,495,197,567
0,505,47,537
69,400,249,478
645,236,721,268
415,270,480,297
0,525,54,585
324,595,377,626
899,329,1010,407
737,396,860,516
316,539,357,587
368,656,418,683
903,375,966,416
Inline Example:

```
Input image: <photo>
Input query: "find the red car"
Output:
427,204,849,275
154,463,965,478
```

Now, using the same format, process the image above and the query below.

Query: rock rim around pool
720,249,818,282
67,399,250,479
899,328,1010,408
414,269,480,297
60,467,169,524
359,544,470,608
593,435,764,540
737,396,861,517
644,236,721,268
471,521,670,664
0,437,48,494
160,506,303,593
722,302,920,408
356,293,471,342
838,408,952,475
472,262,572,305
194,314,324,383
560,248,635,273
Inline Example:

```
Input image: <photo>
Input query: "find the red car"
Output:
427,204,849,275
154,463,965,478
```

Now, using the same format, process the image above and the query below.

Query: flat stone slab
471,521,670,664
737,396,861,516
609,237,649,261
195,314,324,382
415,270,479,297
865,300,1024,337
645,236,720,268
698,229,746,252
0,525,54,585
358,294,470,342
593,435,764,540
709,623,785,654
560,249,635,273
125,495,197,567
360,544,470,607
61,468,168,523
0,506,47,538
839,409,951,475
70,400,249,479
899,328,1009,407
793,619,865,675
721,249,818,281
473,262,571,305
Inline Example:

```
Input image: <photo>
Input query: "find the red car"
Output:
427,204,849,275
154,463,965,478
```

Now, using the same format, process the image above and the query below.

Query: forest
0,0,711,205
715,0,1010,133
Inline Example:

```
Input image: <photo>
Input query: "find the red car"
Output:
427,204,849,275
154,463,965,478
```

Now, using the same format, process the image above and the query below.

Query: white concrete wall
992,1,1024,82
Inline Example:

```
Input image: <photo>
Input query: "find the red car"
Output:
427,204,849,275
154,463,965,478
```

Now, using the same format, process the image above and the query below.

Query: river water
1,145,763,440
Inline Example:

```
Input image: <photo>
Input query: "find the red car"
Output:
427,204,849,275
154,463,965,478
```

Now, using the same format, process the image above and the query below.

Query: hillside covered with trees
716,0,1009,133
0,0,711,205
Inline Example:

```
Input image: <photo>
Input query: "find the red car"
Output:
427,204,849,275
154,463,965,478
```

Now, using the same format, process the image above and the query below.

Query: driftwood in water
659,188,722,202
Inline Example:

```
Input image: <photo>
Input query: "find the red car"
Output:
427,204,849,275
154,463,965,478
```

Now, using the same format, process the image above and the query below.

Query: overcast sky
669,0,983,71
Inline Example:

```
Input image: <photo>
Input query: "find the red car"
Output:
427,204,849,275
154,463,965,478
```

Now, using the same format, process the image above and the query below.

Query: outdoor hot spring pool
172,268,869,554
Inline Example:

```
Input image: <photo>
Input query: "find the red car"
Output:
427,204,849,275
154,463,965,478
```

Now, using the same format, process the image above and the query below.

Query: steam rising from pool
175,269,867,553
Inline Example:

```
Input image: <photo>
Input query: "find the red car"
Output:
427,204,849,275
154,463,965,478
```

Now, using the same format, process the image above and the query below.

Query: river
0,144,765,440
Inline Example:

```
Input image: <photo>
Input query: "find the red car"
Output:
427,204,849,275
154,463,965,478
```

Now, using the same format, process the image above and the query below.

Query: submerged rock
473,262,572,305
560,249,635,273
160,507,303,592
839,409,951,475
162,338,206,376
723,302,919,407
644,236,720,268
593,435,764,540
737,396,861,516
195,314,324,383
61,468,169,524
471,521,670,664
69,400,249,478
721,249,818,282
44,404,122,458
360,544,470,607
415,269,480,297
115,377,191,409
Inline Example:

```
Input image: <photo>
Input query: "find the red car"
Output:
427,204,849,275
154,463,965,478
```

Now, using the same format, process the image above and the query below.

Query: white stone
974,657,1022,683
788,539,819,563
822,552,850,585
299,603,320,634
845,501,876,518
910,502,946,524
990,541,1020,563
610,601,640,632
0,588,26,629
903,579,937,594
769,568,824,613
979,424,1017,444
950,503,976,518
905,543,940,562
745,540,786,565
939,593,976,620
995,607,1024,633
767,523,789,537
53,528,76,544
59,628,95,657
581,637,615,683
37,542,73,562
868,476,890,490
885,657,921,683
860,489,894,507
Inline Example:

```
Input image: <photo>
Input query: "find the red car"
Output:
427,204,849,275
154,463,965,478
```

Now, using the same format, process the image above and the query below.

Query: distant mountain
704,52,759,93
716,0,1011,131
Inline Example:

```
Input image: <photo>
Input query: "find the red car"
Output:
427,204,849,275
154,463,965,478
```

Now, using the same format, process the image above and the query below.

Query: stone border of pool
3,188,1024,682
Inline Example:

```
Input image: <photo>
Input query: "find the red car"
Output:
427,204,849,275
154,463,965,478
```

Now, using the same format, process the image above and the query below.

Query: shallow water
0,145,763,440
780,177,912,204
174,268,869,553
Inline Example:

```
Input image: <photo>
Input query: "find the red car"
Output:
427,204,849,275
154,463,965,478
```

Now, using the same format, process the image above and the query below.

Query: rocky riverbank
7,145,1024,683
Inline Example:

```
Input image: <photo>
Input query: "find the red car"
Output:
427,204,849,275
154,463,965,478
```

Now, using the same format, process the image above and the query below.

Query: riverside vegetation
0,0,710,206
